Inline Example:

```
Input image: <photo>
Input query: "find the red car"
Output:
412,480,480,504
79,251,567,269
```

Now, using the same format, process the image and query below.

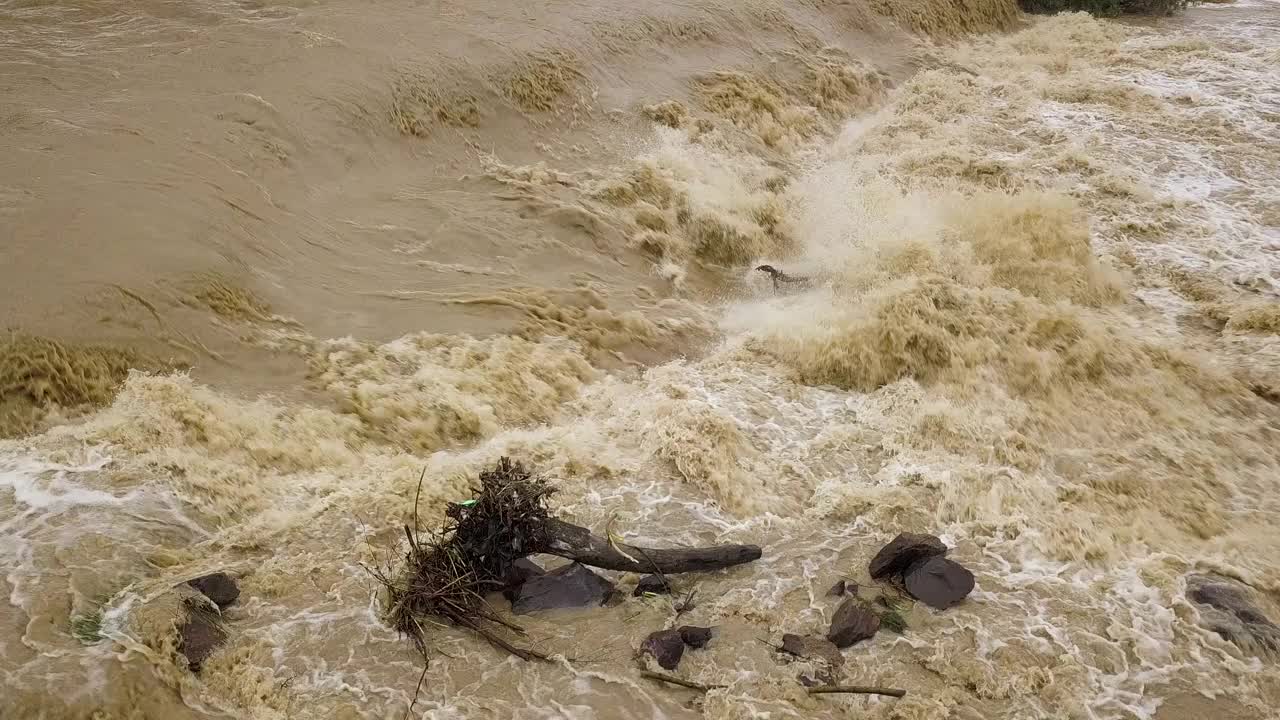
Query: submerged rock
642,629,685,670
1186,574,1280,657
634,574,671,597
186,572,240,609
827,597,880,648
781,633,844,668
678,625,713,649
869,533,947,580
903,556,974,610
511,562,614,614
827,579,849,597
502,558,546,602
178,597,228,671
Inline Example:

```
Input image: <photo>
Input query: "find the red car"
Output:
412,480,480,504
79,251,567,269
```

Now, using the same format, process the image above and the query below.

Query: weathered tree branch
640,671,723,691
537,518,762,573
640,672,906,699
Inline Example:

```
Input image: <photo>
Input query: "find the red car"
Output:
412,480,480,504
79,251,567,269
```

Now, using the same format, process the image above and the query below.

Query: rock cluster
766,530,976,689
870,532,974,610
178,572,240,671
642,625,715,670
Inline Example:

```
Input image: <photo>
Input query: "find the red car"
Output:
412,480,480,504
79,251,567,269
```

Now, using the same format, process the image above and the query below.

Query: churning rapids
2,0,1279,717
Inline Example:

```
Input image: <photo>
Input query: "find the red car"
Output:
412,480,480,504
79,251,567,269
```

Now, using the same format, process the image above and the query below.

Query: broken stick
640,672,906,699
640,671,724,691
755,264,813,292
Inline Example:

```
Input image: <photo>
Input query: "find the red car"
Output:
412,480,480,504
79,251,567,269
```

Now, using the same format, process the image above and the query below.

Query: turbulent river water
2,0,1279,718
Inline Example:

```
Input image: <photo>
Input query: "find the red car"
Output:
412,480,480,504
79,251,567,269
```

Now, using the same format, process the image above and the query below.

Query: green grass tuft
70,609,104,644
876,599,909,634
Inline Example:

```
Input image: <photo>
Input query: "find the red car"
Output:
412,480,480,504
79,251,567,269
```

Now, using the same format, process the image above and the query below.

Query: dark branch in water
640,672,907,699
755,264,812,291
641,671,724,691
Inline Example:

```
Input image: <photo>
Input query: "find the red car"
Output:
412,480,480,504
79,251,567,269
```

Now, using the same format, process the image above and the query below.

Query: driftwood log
538,518,762,573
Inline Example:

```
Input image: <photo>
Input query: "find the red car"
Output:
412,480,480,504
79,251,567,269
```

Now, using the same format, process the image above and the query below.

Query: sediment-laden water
2,0,1278,718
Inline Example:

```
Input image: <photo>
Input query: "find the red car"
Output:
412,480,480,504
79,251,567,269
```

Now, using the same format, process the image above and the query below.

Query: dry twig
640,671,724,691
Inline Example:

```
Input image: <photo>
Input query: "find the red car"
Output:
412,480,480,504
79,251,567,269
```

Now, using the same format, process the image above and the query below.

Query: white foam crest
1,448,117,512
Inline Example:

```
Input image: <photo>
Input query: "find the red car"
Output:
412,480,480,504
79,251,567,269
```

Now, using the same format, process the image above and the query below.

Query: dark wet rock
869,533,947,580
186,572,239,609
827,597,880,648
1190,578,1256,617
798,673,822,688
781,633,844,667
642,629,685,670
510,558,545,582
1186,574,1280,657
634,574,671,597
511,562,614,614
502,558,546,602
827,580,847,597
903,556,974,610
178,597,228,671
678,625,713,649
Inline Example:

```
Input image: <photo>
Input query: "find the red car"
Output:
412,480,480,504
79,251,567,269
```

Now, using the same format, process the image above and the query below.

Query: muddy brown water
2,0,1279,718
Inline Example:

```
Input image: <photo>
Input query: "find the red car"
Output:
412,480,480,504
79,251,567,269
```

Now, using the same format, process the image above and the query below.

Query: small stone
634,574,671,597
827,597,880,648
678,625,713,649
178,598,228,671
903,557,975,610
642,629,685,670
511,563,615,614
827,580,847,597
868,533,947,580
781,633,844,667
186,572,239,609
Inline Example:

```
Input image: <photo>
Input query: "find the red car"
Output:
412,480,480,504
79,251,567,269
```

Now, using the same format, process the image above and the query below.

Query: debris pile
375,458,562,660
374,458,983,706
377,457,761,661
